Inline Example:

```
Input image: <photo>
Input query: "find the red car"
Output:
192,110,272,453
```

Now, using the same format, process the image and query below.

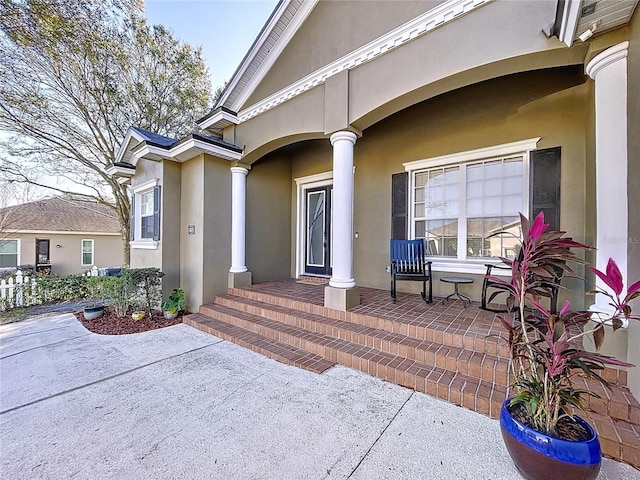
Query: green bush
120,268,164,316
162,288,185,314
37,275,88,303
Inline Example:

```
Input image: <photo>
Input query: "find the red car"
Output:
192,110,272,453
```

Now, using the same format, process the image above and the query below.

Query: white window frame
130,178,159,250
403,138,540,274
294,172,333,277
0,238,20,269
81,239,94,266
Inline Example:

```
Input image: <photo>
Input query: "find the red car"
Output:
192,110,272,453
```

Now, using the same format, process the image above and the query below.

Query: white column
586,42,629,316
329,131,357,289
230,166,248,273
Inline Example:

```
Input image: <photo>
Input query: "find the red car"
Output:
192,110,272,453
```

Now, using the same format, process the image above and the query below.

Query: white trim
586,41,629,79
429,260,508,275
405,139,536,267
81,239,94,266
130,240,159,250
237,0,493,122
558,0,581,47
198,109,239,132
0,238,20,268
130,138,243,165
106,164,136,177
220,0,319,112
133,178,159,193
295,172,333,277
114,128,147,164
294,171,333,185
131,180,159,244
403,138,540,171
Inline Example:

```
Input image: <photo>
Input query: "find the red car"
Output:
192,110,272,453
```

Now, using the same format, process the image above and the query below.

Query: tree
0,0,213,265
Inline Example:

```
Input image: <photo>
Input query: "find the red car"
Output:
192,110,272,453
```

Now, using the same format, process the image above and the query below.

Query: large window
81,239,94,266
405,139,537,267
0,239,18,268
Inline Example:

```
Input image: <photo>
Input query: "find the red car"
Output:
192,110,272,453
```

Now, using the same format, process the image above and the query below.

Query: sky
144,0,279,91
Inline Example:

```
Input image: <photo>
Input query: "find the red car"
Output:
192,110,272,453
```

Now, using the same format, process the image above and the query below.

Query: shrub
120,268,164,316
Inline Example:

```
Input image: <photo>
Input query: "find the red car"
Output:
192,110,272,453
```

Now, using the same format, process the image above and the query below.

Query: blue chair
390,239,433,303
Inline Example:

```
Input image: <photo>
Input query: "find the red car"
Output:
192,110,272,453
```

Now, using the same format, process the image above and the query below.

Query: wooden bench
390,239,433,303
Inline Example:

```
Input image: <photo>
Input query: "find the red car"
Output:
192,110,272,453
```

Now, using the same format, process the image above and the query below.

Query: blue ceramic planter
500,399,601,480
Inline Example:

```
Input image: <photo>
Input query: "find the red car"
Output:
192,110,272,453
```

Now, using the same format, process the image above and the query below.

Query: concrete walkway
1,315,638,480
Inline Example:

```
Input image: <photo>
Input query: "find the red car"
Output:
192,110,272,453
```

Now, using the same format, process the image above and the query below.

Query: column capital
330,130,358,146
230,165,249,175
586,41,629,79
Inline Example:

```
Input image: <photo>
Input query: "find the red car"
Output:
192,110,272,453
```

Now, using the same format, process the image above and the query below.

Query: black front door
305,186,332,276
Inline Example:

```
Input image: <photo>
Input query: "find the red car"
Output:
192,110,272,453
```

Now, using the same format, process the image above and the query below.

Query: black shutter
130,193,135,241
153,185,161,241
530,147,561,231
391,172,408,240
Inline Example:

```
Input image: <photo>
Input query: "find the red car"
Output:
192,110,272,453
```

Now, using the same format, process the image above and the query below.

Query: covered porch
185,278,640,469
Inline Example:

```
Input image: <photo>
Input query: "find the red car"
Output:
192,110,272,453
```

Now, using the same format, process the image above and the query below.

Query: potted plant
84,276,105,320
162,288,185,319
490,212,639,480
131,301,145,321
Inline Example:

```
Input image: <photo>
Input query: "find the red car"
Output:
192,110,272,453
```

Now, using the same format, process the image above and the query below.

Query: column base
228,271,252,289
324,285,360,311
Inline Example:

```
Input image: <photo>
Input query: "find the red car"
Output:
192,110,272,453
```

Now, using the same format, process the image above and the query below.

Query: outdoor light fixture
579,21,600,42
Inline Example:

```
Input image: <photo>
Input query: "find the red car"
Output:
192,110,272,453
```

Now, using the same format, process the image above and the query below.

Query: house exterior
0,197,124,276
113,0,640,398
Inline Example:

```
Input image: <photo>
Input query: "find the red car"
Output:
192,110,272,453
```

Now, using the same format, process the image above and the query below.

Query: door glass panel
306,191,325,267
36,239,50,264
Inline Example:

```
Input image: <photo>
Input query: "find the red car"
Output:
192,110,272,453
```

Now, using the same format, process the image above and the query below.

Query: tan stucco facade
124,0,639,397
6,233,122,277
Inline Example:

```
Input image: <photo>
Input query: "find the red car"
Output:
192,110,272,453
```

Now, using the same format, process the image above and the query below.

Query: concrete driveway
1,314,638,480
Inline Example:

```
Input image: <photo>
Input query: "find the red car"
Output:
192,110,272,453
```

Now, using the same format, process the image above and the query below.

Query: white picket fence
0,266,99,312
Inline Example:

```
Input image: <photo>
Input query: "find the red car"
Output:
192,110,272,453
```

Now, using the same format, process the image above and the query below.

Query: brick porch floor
185,278,640,469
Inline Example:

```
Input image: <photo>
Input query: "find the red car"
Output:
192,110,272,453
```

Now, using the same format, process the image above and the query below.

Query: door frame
295,171,333,277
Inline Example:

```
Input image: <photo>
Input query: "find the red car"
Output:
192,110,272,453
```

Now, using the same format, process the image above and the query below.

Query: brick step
184,313,335,374
206,297,511,387
186,310,509,418
226,288,510,359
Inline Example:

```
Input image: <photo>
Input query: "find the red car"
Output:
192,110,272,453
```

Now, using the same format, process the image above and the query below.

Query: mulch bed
74,306,185,335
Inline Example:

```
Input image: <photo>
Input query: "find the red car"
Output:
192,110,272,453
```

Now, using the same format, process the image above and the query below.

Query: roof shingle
0,197,121,234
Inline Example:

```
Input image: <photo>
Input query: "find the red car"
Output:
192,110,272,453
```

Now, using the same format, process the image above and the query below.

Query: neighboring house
0,197,124,276
111,0,639,397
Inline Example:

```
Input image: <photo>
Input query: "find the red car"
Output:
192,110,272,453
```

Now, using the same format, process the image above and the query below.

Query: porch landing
185,278,640,469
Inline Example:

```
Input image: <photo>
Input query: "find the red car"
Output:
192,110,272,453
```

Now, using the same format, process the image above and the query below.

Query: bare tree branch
0,0,213,264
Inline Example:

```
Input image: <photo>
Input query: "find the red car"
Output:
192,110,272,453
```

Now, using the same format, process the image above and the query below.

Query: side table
440,277,474,307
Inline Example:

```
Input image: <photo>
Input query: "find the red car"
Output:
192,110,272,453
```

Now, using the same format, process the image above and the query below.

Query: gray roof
130,126,176,148
0,197,121,233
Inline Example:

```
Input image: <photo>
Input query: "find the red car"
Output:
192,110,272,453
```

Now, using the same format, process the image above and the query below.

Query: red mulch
75,306,185,335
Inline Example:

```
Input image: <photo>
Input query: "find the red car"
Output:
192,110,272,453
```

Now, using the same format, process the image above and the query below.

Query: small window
0,240,18,268
140,190,155,239
81,239,94,266
130,182,161,248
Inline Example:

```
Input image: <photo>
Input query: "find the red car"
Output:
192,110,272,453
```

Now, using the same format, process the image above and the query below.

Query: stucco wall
244,0,441,107
161,160,182,299
179,154,233,310
246,152,292,283
279,68,591,306
236,0,586,164
12,233,123,277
